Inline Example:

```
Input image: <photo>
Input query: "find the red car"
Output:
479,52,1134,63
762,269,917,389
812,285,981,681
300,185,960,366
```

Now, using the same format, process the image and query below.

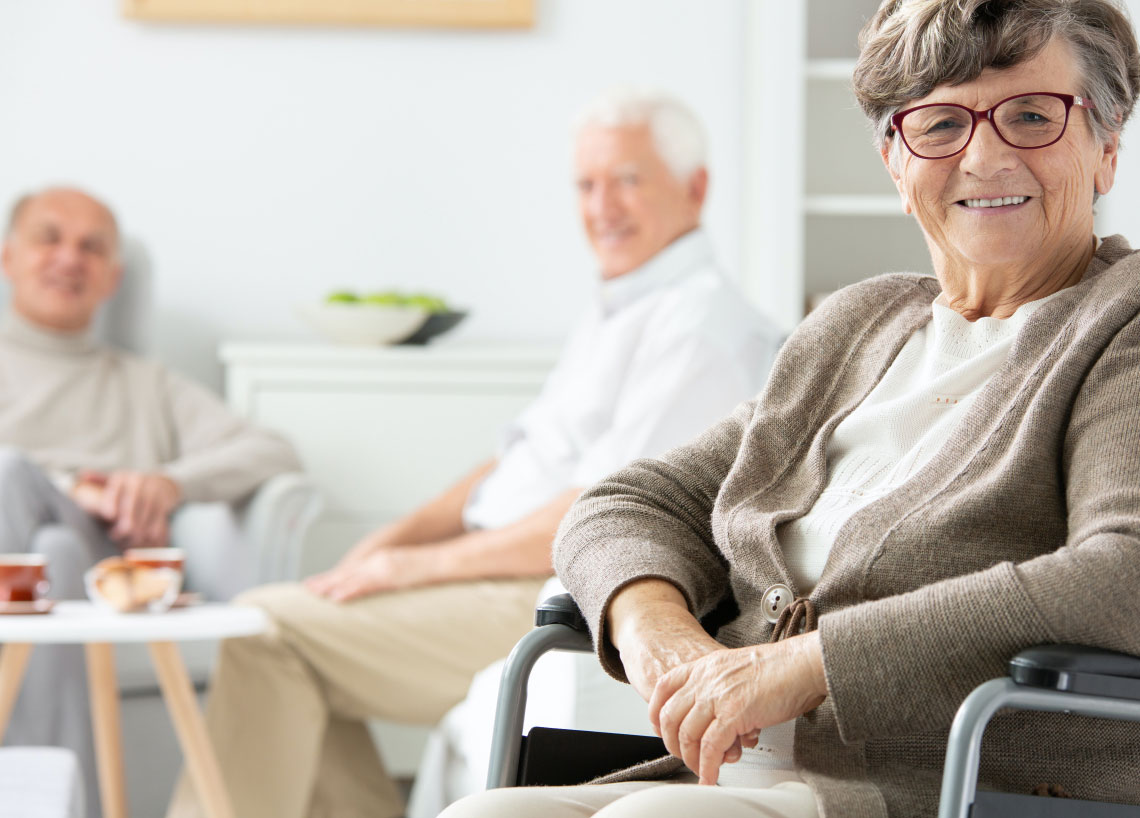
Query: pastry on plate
87,557,180,613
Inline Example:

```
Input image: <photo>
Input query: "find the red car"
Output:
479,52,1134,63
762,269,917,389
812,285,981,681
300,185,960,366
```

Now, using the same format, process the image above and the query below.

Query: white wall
0,0,747,388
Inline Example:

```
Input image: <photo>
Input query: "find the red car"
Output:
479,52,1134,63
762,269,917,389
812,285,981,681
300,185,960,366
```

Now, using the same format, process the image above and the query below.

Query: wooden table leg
0,643,32,741
148,641,235,818
86,642,129,818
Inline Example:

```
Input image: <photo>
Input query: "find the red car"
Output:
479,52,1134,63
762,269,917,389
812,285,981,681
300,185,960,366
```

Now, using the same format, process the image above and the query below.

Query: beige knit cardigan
554,234,1140,817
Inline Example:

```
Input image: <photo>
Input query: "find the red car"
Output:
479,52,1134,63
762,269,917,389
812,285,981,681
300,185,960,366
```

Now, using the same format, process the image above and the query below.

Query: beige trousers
438,778,819,818
166,576,547,818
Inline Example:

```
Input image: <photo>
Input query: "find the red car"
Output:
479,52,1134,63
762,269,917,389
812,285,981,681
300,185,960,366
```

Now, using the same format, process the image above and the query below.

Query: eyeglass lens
900,94,1068,158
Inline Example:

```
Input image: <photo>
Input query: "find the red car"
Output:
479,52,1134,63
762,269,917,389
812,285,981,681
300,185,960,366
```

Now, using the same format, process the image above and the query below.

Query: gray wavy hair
574,87,707,181
854,0,1140,157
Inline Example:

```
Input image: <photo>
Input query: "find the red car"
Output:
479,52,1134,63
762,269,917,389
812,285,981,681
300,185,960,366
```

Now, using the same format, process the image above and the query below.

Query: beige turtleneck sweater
0,310,301,503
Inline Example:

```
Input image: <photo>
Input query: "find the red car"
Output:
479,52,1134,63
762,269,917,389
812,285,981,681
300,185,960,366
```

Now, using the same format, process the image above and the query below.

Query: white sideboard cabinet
221,341,558,577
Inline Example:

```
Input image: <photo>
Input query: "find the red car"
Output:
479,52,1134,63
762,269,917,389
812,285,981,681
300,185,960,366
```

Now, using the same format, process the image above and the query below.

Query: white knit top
716,288,1061,788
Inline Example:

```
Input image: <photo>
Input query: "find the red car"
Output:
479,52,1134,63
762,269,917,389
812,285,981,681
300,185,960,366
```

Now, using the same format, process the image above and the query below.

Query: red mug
0,555,50,603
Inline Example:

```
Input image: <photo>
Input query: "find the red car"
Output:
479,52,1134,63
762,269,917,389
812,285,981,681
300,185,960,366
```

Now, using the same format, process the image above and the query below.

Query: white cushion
0,747,84,818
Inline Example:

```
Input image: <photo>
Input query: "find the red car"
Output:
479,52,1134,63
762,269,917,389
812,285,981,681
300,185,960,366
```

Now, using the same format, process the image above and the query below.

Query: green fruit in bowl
362,292,407,307
326,291,361,304
403,294,449,314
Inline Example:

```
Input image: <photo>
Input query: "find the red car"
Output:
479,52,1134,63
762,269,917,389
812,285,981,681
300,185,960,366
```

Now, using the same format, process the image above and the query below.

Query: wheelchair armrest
1010,644,1140,701
940,645,1140,818
535,593,588,632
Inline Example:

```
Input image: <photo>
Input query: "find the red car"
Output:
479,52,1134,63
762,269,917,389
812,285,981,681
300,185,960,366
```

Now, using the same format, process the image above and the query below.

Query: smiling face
2,190,122,332
575,123,706,279
883,38,1119,307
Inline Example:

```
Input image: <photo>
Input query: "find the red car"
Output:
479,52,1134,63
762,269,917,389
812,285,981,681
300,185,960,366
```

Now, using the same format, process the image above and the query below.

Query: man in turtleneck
0,186,301,815
169,89,784,818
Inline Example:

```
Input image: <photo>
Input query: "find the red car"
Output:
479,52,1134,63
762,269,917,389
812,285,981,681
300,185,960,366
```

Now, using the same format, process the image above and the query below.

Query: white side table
0,602,267,818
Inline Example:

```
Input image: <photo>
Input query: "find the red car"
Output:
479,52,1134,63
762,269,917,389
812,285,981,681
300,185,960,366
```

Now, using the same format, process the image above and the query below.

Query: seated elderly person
167,89,782,818
441,1,1140,817
0,187,301,815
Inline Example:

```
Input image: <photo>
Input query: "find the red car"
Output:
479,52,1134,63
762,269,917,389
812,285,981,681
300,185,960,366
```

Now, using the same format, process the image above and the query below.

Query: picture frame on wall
122,0,534,28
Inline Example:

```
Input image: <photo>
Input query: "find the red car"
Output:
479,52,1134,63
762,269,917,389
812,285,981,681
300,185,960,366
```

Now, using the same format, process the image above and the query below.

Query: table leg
86,642,129,818
0,643,32,741
148,641,235,818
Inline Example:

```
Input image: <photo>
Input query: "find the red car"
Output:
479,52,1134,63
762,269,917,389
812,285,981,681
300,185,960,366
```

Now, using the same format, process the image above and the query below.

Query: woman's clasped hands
609,579,830,786
647,631,829,786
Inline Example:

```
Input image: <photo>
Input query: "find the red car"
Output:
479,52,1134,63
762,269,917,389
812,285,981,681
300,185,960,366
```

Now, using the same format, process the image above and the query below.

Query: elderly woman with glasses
441,1,1140,817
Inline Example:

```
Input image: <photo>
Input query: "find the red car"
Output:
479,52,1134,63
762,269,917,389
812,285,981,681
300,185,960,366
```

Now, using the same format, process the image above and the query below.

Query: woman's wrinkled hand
619,616,726,702
607,579,727,702
648,631,828,786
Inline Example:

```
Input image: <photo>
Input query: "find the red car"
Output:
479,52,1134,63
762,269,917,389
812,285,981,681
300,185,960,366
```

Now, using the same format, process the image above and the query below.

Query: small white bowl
296,303,429,345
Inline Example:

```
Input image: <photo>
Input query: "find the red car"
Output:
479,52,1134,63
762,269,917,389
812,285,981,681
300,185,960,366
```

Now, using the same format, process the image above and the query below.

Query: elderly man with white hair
168,88,782,818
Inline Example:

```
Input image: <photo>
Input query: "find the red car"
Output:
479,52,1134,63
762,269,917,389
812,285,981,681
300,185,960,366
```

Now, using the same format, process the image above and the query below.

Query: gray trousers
0,448,119,818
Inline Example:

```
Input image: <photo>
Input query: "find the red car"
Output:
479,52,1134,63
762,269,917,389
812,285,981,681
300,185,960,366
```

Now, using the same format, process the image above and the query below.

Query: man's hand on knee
72,470,183,548
305,545,445,602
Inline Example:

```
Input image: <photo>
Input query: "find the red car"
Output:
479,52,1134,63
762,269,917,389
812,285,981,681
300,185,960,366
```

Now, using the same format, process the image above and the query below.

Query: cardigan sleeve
1023,309,1140,648
819,312,1140,743
554,397,756,681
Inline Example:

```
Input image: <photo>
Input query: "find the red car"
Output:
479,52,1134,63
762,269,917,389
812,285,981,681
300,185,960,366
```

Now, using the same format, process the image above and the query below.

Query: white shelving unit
804,195,906,216
805,58,858,81
743,0,932,332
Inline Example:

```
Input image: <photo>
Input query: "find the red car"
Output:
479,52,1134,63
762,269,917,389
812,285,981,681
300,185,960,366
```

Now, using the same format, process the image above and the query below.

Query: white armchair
173,471,321,602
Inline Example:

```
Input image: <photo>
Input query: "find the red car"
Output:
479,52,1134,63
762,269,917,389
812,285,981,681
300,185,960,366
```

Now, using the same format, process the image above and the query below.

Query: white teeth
963,196,1028,208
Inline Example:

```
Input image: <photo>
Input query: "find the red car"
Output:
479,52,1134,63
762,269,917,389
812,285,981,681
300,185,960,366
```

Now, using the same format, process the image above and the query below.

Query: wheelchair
487,594,1140,818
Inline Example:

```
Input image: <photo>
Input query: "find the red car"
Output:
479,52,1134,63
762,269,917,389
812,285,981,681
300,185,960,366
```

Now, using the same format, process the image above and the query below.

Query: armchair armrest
171,472,322,601
238,472,323,584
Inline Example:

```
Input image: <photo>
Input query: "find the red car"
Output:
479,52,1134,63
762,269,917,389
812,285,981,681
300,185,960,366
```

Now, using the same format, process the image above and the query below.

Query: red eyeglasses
889,92,1094,159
